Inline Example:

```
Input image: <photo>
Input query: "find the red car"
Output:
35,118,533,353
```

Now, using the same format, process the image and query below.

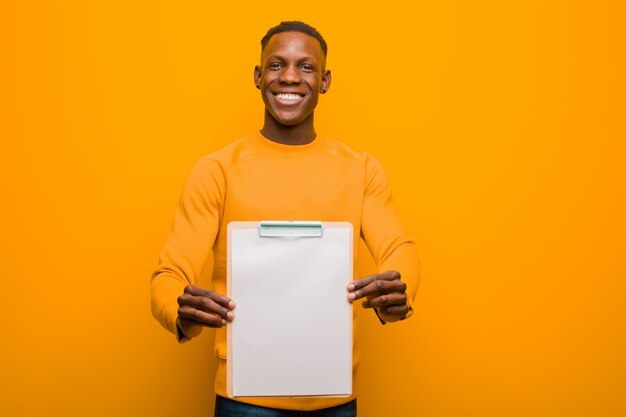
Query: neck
260,111,316,145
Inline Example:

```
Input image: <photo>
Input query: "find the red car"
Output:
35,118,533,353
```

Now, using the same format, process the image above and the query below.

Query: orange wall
1,2,625,416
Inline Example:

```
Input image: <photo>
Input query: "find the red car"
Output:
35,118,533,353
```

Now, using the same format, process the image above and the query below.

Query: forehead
261,31,325,64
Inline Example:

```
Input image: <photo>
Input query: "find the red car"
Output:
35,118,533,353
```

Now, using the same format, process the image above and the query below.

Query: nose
278,65,301,85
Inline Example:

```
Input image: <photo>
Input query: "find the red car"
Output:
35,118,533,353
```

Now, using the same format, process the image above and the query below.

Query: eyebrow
265,54,319,64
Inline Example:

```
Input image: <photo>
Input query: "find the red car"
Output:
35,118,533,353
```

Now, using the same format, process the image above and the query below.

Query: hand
177,285,236,336
347,270,409,322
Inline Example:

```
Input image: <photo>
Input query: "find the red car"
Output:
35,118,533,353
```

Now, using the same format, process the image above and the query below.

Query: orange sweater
151,132,419,411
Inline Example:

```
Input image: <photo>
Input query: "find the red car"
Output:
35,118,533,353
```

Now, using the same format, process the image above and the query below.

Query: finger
349,278,406,302
347,274,377,293
347,270,401,292
178,294,234,321
178,293,234,321
178,305,226,328
380,304,410,317
362,292,407,309
183,285,235,309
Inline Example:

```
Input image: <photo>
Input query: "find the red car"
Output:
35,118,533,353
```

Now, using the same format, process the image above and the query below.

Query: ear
320,69,332,94
254,65,262,89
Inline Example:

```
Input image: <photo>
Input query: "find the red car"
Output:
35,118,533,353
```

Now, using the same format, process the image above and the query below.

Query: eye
268,62,283,70
300,64,315,72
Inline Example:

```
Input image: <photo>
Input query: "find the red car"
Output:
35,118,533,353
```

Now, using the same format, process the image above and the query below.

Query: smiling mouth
273,93,305,105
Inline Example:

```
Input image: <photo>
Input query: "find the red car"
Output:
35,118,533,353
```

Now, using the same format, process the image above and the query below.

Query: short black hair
261,21,328,57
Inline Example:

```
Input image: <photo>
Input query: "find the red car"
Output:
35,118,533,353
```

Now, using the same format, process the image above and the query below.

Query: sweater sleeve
150,156,226,342
360,154,420,320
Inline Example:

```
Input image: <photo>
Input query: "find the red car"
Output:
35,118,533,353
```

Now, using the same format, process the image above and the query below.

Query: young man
151,21,419,417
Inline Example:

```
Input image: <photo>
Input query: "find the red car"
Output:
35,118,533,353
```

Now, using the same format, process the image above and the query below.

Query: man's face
254,31,331,127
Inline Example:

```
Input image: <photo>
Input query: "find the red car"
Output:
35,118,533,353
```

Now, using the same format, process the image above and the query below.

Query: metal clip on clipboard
258,221,324,238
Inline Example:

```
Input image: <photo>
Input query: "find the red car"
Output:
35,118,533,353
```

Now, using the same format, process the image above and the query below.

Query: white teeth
276,93,302,101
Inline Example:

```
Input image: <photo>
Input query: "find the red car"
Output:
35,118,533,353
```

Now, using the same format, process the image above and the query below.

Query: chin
271,113,306,127
277,119,303,127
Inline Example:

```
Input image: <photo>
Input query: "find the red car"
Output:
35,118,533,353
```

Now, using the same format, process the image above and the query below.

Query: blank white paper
227,222,353,397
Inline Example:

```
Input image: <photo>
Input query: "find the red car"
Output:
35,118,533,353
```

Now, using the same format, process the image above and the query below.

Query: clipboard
227,221,353,398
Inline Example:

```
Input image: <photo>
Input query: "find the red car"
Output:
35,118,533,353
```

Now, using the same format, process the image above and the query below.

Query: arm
150,157,234,342
347,154,420,323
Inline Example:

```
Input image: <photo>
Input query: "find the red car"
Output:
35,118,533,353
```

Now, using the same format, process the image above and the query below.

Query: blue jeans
214,396,357,417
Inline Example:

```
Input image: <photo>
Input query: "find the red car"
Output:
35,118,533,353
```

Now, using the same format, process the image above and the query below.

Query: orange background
1,1,625,416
